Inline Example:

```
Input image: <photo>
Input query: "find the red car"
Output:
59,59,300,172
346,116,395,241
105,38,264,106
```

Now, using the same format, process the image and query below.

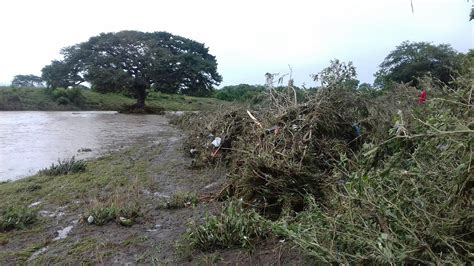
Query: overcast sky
0,0,472,87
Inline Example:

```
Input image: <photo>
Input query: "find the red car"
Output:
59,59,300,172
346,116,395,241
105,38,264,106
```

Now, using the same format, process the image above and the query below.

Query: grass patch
0,206,37,232
0,87,230,111
66,237,116,263
159,191,199,209
85,189,141,226
0,145,158,212
38,157,86,176
184,201,269,251
13,243,45,262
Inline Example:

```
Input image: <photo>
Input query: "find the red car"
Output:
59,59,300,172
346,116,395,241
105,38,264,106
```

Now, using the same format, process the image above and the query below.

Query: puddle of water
0,111,176,181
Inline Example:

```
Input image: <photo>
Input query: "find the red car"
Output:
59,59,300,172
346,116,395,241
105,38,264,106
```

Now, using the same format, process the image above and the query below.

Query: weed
85,192,141,226
38,157,86,176
184,201,269,251
160,191,199,209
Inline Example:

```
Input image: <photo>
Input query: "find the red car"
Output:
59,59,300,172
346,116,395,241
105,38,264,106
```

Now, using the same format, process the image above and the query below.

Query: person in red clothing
418,89,427,104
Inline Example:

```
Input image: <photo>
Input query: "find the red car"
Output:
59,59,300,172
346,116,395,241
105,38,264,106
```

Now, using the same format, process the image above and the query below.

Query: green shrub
185,201,269,250
38,157,86,176
49,87,85,105
0,206,37,232
85,199,140,226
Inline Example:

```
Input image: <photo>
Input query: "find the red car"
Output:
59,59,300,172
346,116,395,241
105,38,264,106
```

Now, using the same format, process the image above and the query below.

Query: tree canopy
312,59,358,90
374,41,463,88
11,74,45,88
215,84,266,102
41,31,222,108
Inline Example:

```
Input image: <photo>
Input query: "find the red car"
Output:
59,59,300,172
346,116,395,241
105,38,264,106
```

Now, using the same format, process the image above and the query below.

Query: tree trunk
133,79,148,109
135,88,146,109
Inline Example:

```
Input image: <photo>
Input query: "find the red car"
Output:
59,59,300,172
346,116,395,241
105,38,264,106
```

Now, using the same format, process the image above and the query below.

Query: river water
0,111,175,181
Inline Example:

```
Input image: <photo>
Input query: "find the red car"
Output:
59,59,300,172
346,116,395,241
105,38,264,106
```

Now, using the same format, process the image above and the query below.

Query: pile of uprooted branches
173,85,419,217
175,72,473,263
271,78,473,263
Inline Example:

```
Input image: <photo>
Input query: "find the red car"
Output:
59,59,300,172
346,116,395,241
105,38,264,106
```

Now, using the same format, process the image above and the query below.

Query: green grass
0,87,229,111
0,206,37,232
0,145,160,219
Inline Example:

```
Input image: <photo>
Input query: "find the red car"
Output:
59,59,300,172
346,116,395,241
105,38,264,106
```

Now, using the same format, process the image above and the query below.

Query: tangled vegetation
176,71,473,263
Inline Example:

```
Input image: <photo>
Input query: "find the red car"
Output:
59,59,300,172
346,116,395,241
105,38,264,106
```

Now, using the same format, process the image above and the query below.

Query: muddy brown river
0,111,175,181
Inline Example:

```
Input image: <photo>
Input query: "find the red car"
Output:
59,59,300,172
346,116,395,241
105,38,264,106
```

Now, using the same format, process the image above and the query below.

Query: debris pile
174,86,420,216
177,77,473,263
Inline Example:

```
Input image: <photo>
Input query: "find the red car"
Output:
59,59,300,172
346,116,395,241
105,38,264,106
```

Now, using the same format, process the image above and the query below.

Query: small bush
50,87,85,105
38,157,86,176
0,206,37,232
185,201,269,250
160,192,199,209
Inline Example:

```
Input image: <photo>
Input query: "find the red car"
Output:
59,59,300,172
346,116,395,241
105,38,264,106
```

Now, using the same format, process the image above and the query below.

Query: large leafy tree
42,31,222,108
374,41,463,88
11,74,45,88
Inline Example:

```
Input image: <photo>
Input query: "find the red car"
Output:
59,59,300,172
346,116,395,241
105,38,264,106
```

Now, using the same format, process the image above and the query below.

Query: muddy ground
0,118,303,265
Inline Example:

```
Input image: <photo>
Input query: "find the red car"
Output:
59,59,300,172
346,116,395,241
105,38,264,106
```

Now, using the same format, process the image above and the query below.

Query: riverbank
0,88,228,112
0,119,299,264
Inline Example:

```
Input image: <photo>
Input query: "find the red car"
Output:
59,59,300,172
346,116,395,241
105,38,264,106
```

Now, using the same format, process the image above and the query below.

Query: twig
247,110,263,128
